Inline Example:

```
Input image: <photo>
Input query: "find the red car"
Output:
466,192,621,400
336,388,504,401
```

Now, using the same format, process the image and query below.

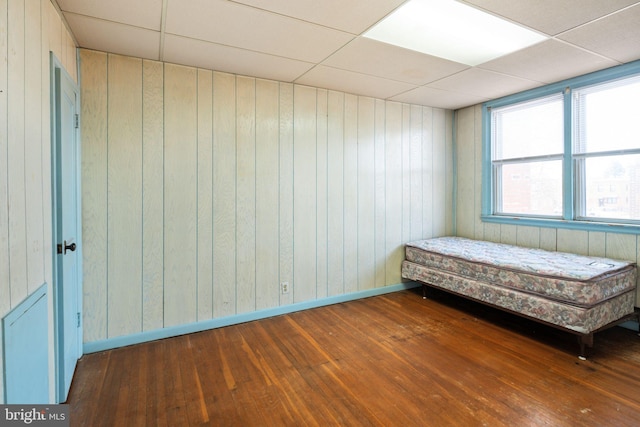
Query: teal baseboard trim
83,282,420,354
619,320,640,332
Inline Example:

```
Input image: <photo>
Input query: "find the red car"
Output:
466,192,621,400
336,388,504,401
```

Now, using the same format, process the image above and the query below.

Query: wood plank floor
67,288,640,426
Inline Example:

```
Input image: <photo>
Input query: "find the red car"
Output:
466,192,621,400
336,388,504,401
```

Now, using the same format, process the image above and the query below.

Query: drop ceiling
53,0,640,110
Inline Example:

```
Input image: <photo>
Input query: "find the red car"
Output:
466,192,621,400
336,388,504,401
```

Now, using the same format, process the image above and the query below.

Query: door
52,58,82,402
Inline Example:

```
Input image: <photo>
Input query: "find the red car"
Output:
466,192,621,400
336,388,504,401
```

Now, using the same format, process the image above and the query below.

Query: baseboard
83,282,420,354
620,320,640,332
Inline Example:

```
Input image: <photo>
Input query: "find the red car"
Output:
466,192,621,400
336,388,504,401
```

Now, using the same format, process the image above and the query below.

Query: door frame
50,52,83,403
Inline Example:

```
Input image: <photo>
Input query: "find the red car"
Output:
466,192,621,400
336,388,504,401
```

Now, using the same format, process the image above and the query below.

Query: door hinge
75,114,79,129
77,312,81,328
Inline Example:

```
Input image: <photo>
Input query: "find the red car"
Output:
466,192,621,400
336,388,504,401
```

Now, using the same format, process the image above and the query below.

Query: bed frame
401,237,639,359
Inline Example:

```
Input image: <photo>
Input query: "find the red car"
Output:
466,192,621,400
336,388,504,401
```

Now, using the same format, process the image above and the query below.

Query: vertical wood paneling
374,99,386,287
605,233,636,262
401,105,411,243
80,50,108,342
236,76,256,313
483,223,501,243
0,0,76,402
255,79,279,310
422,107,434,239
500,224,517,245
455,107,475,239
516,226,540,249
24,0,44,293
445,111,454,235
278,83,294,306
78,51,461,345
0,0,10,323
40,0,53,289
46,0,61,72
473,105,484,240
0,53,7,417
58,12,65,71
293,85,317,302
603,233,636,304
588,232,606,257
316,89,328,299
432,109,446,236
65,30,76,83
327,91,344,296
385,102,403,284
197,69,213,321
164,64,198,327
557,229,588,255
539,228,557,251
409,105,423,241
213,71,237,317
7,0,75,402
142,59,164,331
357,97,375,290
7,0,28,307
107,55,143,337
343,94,358,294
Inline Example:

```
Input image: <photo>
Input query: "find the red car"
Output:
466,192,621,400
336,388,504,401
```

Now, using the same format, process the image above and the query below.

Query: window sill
481,215,640,235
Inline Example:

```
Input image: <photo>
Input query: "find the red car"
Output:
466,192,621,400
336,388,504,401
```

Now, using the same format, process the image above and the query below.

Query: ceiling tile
558,4,640,63
55,0,640,110
479,39,618,84
429,68,541,100
163,35,315,82
322,37,469,85
461,0,639,36
295,65,416,100
230,0,405,34
56,0,163,30
165,0,354,63
390,86,488,110
64,13,160,60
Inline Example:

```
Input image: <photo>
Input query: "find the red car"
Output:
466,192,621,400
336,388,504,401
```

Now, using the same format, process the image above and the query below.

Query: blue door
52,57,82,403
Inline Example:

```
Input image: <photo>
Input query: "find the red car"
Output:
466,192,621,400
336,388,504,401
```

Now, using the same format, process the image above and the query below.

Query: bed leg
422,285,427,299
578,343,586,360
577,334,593,360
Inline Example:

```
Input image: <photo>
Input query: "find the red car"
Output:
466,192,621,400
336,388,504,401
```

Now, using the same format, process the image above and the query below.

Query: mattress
402,259,636,334
405,237,637,308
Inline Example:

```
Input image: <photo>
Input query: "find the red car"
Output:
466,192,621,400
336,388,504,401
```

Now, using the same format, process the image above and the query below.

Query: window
573,75,640,223
491,94,564,217
482,60,640,233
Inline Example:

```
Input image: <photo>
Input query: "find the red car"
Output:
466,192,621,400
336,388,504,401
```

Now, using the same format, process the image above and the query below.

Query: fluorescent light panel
363,0,546,66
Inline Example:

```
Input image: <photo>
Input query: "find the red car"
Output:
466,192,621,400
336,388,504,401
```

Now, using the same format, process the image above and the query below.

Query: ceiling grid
53,0,640,109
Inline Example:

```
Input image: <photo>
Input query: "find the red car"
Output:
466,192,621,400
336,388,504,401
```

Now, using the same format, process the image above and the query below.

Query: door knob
64,240,76,254
58,240,76,255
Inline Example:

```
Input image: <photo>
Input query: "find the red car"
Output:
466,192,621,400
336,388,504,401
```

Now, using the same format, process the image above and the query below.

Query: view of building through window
575,77,640,221
490,74,640,223
492,94,564,217
583,155,640,220
500,161,562,216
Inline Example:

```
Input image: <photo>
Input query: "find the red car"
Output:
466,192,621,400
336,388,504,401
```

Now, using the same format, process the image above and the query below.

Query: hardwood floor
67,288,640,426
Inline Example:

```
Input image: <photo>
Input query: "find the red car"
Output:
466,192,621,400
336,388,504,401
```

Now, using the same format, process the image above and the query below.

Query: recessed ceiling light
363,0,546,66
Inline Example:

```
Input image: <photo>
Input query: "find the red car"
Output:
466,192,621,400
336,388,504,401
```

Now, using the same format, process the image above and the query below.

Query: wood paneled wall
79,50,454,343
0,0,77,403
455,105,640,305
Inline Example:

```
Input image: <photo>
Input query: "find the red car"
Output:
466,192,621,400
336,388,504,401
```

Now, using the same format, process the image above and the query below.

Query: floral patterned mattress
401,237,637,334
405,237,636,307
